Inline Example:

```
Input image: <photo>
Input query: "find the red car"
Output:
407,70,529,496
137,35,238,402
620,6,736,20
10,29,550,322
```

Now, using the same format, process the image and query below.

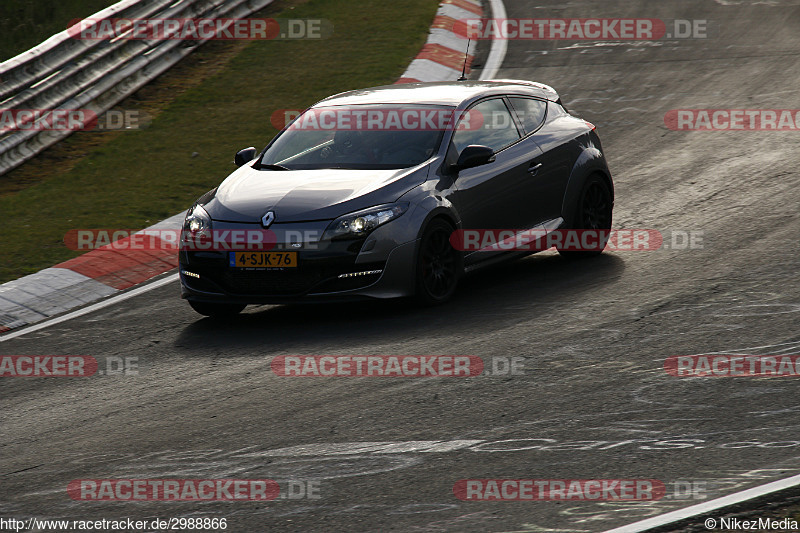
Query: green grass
0,0,118,62
0,0,439,283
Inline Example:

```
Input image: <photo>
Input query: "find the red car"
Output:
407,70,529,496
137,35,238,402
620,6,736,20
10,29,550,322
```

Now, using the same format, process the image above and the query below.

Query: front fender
398,178,462,239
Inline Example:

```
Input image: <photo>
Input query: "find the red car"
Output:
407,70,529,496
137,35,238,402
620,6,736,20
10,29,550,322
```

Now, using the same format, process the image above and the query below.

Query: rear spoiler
490,79,560,102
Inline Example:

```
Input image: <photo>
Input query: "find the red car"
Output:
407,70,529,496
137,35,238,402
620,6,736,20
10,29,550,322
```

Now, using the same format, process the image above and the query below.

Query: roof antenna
457,39,470,81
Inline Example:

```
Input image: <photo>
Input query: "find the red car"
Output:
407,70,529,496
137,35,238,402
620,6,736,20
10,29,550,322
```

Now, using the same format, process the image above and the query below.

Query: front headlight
182,204,212,248
323,203,409,240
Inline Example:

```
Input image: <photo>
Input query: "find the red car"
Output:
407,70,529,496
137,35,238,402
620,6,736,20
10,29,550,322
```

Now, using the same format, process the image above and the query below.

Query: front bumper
179,238,418,305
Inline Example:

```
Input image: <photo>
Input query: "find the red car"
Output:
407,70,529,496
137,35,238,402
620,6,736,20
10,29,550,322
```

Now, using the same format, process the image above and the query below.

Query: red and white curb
0,0,499,336
0,213,183,333
397,0,482,84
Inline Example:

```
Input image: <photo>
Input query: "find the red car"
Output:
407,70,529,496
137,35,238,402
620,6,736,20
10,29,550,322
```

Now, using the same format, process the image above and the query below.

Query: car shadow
174,252,625,353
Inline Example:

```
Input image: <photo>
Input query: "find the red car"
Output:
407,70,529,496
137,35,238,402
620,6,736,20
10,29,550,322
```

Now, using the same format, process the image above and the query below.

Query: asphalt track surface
3,1,800,531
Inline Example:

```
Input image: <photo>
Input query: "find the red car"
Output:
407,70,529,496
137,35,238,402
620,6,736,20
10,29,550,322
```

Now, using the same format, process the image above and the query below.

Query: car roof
314,80,560,107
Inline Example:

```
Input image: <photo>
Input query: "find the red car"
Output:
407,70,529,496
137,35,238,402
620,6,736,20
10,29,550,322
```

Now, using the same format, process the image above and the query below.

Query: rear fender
560,135,613,228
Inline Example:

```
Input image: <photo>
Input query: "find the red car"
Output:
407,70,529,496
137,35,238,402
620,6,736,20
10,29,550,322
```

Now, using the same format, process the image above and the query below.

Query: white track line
476,3,800,527
0,273,178,342
604,472,800,533
479,0,508,80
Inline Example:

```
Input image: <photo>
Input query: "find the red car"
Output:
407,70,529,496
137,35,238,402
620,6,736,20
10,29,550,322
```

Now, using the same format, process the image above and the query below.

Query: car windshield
259,104,454,170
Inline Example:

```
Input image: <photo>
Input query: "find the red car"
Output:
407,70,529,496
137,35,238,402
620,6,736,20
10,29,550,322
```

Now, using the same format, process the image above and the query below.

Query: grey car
179,80,614,316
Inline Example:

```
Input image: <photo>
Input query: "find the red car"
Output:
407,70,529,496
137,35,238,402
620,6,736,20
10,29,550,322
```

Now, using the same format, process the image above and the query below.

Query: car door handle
527,162,543,176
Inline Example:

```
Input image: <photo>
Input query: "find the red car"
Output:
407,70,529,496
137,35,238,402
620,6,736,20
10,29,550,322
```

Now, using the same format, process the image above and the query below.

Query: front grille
183,247,386,296
220,269,324,295
216,261,386,296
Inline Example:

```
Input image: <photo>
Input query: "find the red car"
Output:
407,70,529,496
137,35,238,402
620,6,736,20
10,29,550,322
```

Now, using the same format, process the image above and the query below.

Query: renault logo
261,211,275,228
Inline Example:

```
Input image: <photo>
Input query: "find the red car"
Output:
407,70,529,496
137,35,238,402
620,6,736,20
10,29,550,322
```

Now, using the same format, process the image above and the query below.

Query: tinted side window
452,98,521,154
509,97,547,135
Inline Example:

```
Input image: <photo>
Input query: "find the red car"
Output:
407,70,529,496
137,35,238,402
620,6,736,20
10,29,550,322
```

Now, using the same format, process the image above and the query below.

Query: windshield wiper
258,163,291,171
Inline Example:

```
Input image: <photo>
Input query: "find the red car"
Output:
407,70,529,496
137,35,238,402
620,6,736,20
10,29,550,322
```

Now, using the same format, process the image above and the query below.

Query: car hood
203,164,429,223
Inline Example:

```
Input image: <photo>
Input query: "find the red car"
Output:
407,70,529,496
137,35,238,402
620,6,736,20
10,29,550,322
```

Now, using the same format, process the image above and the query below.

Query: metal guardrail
0,0,274,176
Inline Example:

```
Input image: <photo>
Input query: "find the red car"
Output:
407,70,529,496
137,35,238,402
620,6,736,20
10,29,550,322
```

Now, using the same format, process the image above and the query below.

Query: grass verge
0,0,439,283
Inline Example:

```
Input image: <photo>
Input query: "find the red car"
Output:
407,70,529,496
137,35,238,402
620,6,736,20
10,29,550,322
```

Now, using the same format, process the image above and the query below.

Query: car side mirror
452,145,496,172
234,147,257,167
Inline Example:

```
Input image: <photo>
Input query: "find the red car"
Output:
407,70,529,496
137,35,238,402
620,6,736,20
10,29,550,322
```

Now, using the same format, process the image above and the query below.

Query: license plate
229,251,297,268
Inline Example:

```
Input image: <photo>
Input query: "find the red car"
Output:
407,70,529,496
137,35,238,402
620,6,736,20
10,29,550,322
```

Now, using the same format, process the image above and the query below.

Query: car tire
188,300,246,317
558,174,613,259
415,219,461,306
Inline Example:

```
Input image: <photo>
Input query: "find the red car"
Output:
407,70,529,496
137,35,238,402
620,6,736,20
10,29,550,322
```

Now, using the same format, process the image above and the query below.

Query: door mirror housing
234,147,257,167
452,145,496,172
